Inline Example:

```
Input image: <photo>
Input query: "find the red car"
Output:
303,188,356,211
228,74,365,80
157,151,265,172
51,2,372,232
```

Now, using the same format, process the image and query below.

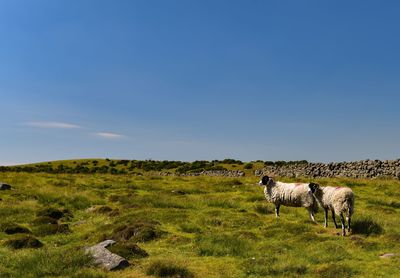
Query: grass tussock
254,203,274,214
2,224,32,235
146,260,194,278
0,247,96,277
4,235,43,249
315,263,355,278
351,216,383,236
196,234,252,257
106,242,148,259
111,220,163,243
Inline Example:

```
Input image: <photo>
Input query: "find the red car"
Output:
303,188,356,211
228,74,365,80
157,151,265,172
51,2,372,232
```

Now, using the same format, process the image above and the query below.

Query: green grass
0,172,399,277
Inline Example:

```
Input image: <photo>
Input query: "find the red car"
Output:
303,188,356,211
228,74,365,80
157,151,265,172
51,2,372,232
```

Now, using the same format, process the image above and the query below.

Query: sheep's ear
260,176,270,185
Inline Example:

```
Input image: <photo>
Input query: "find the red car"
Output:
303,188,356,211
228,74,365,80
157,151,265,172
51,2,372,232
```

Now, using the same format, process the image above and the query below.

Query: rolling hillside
0,169,399,277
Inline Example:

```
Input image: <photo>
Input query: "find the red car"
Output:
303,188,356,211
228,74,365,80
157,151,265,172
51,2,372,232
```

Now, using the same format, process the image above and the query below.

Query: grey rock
85,240,129,271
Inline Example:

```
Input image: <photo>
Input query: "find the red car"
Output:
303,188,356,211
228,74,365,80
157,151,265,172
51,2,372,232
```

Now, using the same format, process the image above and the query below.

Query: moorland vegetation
0,160,399,277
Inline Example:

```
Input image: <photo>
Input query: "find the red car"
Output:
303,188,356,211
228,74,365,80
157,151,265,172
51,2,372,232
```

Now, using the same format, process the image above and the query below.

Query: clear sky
1,0,399,165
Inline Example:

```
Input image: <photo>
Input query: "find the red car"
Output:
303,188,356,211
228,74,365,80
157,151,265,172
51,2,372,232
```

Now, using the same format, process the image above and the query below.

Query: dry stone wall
159,170,245,177
255,159,400,179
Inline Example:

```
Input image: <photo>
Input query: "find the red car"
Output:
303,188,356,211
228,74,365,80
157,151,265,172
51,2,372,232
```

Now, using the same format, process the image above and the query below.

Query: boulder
85,240,129,271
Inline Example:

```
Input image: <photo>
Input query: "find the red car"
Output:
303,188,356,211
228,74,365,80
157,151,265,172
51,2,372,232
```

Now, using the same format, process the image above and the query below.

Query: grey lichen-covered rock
85,240,129,271
0,183,12,190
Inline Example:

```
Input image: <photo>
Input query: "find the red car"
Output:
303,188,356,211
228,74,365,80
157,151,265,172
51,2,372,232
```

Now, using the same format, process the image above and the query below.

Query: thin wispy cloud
25,121,82,129
94,132,126,139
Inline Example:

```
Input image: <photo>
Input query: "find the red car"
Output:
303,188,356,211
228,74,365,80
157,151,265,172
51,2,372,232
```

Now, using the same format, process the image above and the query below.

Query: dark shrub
32,216,58,225
33,223,70,236
4,235,43,249
4,224,32,235
0,183,12,190
352,217,383,236
93,206,113,214
113,225,157,242
112,220,162,243
146,260,194,278
106,242,148,259
37,207,65,220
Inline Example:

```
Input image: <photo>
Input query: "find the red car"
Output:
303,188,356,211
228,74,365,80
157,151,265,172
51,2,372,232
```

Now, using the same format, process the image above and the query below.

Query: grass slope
0,158,265,176
0,172,399,277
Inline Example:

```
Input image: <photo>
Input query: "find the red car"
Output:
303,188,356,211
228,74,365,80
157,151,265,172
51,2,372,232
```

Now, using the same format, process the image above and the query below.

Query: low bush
32,216,58,225
4,235,43,249
112,220,162,243
33,223,70,236
37,207,65,219
2,224,31,235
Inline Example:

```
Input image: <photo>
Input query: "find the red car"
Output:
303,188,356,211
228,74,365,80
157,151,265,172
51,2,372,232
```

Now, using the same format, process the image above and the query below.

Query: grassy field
0,171,399,277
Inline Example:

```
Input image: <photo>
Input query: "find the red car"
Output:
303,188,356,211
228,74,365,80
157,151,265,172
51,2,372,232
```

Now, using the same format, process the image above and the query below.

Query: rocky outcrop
255,159,400,179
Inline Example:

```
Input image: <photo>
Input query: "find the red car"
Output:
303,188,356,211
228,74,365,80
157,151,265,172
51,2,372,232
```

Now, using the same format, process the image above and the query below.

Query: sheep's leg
275,204,280,218
324,208,328,228
347,213,351,234
331,209,338,228
307,207,316,222
340,213,346,236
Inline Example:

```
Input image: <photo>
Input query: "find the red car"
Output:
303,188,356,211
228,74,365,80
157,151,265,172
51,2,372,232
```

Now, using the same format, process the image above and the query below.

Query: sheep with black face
258,176,318,221
308,183,354,236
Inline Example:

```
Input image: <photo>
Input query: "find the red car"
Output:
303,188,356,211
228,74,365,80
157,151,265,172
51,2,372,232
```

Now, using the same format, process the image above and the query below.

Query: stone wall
159,170,245,177
255,159,400,179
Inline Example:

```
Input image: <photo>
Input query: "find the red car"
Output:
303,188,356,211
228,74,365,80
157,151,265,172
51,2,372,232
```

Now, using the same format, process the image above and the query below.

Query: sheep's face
259,176,270,186
308,183,320,194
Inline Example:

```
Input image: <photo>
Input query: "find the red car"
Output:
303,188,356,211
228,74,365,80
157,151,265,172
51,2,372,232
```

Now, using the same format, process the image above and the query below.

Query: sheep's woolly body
260,177,318,220
264,181,316,209
314,186,354,216
310,184,355,236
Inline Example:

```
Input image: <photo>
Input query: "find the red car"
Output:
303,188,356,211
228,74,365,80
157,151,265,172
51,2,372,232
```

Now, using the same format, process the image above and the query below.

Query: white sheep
308,183,354,236
258,176,318,221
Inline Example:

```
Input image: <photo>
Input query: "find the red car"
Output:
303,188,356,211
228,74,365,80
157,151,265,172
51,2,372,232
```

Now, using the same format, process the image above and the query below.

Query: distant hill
0,159,308,176
0,158,252,175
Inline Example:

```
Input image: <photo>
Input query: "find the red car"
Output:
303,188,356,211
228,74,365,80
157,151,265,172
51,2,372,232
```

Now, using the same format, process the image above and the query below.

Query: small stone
379,253,397,258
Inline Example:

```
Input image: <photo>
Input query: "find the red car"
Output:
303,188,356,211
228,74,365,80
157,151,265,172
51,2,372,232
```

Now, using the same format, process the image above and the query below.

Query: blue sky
1,0,399,165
